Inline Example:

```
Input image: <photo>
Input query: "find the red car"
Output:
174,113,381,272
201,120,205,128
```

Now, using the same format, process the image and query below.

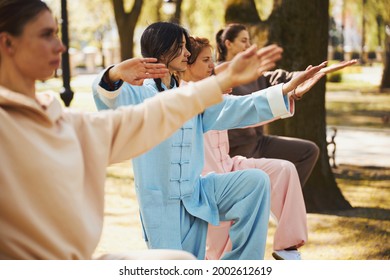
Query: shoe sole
272,252,284,260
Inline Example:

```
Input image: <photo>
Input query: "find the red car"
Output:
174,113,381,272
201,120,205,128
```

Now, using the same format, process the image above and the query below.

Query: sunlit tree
225,0,351,212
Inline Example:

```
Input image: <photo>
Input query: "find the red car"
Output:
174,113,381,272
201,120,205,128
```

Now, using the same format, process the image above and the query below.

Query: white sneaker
272,250,302,260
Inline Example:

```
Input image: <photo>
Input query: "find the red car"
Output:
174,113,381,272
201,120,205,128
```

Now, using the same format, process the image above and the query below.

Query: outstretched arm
99,44,284,96
282,59,358,100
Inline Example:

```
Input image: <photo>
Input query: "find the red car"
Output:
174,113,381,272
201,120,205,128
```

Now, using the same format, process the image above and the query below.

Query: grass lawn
326,64,390,129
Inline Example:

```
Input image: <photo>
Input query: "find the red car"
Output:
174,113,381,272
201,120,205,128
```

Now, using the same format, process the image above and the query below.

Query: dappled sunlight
303,213,390,260
95,163,390,260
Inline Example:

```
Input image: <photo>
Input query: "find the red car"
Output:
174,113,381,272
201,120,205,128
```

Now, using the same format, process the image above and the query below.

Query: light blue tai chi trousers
179,170,270,260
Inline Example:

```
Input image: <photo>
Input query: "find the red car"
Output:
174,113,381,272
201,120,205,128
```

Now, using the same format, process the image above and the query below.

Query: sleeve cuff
266,83,294,118
96,66,124,99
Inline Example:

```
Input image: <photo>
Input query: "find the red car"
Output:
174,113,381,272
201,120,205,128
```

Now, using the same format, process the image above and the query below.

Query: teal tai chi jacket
93,71,293,259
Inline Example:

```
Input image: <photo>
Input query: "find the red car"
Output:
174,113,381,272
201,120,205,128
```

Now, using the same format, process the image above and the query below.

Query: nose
56,37,66,54
185,48,191,57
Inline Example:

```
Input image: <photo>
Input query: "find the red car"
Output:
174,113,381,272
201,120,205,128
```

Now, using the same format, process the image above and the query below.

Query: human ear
0,34,14,53
225,39,233,49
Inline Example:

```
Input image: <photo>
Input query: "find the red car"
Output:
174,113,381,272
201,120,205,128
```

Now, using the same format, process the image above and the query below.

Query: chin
38,71,56,81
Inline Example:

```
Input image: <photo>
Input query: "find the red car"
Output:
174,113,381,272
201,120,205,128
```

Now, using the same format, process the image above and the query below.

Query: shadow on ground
95,162,390,260
295,164,390,260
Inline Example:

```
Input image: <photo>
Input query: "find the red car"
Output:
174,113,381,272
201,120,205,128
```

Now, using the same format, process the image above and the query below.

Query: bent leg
206,222,232,260
251,158,308,250
209,169,270,260
253,135,319,187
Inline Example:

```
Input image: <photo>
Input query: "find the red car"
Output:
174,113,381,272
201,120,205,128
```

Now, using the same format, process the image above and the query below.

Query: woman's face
166,35,191,72
187,47,214,82
11,10,65,81
226,29,251,60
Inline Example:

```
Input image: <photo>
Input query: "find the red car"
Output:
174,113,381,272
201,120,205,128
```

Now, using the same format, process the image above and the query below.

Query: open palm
228,44,283,87
283,62,327,98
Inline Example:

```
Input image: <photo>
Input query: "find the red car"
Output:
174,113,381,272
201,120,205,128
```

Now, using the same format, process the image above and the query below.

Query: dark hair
215,23,247,62
187,37,211,65
140,22,191,92
0,0,50,36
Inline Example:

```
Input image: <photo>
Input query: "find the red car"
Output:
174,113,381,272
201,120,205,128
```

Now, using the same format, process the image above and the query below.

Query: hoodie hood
0,85,63,126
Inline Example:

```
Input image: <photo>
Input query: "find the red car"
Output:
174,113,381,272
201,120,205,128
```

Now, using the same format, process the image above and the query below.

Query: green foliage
181,1,225,41
138,0,162,25
330,0,390,51
46,0,114,50
253,0,273,20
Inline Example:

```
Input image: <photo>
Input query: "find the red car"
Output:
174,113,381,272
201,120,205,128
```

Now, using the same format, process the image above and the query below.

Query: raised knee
280,160,297,173
306,140,320,159
245,169,271,192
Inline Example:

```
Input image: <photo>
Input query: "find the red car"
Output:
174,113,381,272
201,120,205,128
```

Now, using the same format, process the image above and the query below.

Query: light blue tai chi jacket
93,72,293,256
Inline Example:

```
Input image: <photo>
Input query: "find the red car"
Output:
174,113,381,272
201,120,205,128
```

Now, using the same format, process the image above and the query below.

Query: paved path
327,126,390,168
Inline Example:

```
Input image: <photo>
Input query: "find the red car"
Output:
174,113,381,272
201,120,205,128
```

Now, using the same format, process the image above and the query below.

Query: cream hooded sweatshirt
0,77,222,259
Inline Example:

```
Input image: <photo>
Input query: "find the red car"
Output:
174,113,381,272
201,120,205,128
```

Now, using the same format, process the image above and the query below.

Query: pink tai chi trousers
205,157,308,259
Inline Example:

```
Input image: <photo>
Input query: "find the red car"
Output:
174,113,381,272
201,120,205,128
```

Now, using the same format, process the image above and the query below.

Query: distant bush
351,52,360,59
368,51,376,60
333,51,344,60
327,71,342,83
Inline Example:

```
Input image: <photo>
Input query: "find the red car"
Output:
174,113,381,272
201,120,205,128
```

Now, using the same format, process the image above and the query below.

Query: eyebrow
40,26,58,34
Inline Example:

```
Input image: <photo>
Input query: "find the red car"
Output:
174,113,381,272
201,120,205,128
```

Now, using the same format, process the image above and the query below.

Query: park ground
92,162,389,260
37,64,390,260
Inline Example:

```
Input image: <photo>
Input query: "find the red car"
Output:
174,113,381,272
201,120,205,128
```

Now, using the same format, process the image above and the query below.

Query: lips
50,59,61,68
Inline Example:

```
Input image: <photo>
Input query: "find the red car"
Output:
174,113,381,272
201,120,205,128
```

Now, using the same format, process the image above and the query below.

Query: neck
161,73,173,89
225,53,235,62
0,64,36,98
181,71,200,83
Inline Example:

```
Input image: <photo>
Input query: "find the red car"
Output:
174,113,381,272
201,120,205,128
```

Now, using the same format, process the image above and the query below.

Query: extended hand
320,59,357,74
109,58,169,86
226,44,283,88
283,61,327,99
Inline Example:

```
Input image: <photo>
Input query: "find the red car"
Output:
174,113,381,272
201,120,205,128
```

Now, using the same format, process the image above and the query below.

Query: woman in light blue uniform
92,22,326,259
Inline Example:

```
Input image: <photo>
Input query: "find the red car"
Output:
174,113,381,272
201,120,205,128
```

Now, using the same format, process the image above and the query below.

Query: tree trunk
170,0,183,24
225,0,261,24
381,24,390,89
112,0,143,60
225,0,352,212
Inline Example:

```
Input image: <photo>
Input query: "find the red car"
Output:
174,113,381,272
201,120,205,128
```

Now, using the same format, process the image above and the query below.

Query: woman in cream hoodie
0,0,280,259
